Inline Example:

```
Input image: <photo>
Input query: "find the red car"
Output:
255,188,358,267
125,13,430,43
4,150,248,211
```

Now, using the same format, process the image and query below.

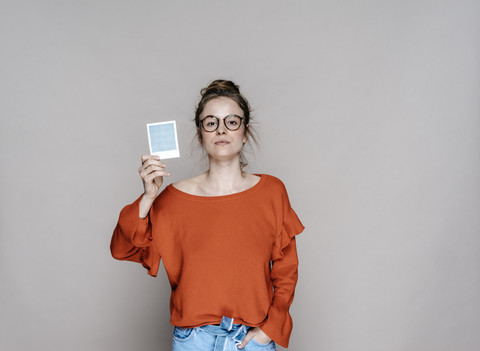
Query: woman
111,80,304,350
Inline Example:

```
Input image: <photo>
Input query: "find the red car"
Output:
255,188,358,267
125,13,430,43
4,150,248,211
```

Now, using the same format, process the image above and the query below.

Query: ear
243,124,250,144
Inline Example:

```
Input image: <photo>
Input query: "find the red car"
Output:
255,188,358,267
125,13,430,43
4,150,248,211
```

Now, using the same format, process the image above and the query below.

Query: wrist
142,192,157,201
139,193,155,219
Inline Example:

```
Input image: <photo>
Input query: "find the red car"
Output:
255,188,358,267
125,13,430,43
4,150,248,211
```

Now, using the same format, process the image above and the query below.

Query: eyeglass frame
199,114,245,132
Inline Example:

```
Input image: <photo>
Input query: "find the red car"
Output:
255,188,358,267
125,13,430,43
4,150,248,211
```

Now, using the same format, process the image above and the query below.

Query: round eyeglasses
199,114,244,132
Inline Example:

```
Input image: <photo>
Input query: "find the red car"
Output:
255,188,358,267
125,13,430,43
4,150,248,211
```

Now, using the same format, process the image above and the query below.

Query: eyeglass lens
201,115,242,132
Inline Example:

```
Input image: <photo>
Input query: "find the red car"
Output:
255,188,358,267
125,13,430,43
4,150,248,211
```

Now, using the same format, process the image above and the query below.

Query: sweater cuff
120,194,153,247
259,305,292,348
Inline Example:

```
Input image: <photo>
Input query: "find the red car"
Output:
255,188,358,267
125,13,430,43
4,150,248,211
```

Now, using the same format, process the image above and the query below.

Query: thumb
153,175,163,187
238,332,253,349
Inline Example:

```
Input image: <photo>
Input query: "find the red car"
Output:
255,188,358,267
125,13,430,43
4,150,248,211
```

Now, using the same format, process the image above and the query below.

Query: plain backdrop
1,1,479,350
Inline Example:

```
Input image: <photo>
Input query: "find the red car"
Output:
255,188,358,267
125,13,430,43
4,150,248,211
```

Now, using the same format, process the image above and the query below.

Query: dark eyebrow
203,114,242,119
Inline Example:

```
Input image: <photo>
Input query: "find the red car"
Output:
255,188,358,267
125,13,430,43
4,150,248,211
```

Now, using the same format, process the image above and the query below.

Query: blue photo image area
149,123,177,152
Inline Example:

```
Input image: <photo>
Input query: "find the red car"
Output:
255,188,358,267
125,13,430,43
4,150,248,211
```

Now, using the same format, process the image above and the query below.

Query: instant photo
146,120,180,159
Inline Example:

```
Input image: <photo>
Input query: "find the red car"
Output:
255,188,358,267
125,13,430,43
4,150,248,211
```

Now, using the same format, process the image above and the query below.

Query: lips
214,140,230,145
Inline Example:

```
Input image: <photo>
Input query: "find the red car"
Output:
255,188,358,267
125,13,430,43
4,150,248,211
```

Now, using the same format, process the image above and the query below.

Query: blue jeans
172,316,277,351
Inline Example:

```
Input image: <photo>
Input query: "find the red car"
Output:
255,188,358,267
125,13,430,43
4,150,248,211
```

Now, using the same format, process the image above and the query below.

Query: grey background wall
1,1,479,350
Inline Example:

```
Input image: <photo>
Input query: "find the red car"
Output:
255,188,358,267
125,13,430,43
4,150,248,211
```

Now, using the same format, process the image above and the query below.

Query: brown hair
194,79,258,167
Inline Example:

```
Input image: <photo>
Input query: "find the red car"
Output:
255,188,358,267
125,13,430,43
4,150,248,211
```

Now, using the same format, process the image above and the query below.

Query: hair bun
201,79,240,96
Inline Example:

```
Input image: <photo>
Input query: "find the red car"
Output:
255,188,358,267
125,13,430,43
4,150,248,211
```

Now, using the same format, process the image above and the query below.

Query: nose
216,121,227,135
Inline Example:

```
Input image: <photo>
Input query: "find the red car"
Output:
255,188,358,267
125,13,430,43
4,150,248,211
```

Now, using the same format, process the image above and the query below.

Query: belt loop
219,315,234,331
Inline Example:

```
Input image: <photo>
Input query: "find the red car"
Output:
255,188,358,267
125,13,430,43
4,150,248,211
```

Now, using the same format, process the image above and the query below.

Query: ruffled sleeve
260,180,305,348
271,204,304,261
110,194,161,277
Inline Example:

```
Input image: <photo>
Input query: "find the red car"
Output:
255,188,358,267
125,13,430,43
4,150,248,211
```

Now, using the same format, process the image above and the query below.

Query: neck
205,156,245,191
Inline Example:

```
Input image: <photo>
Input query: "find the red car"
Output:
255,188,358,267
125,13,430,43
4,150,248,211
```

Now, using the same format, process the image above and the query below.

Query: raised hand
138,155,170,218
138,154,170,199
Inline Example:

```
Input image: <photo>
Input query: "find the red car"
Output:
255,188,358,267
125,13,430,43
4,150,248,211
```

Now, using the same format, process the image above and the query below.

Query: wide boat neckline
166,174,267,202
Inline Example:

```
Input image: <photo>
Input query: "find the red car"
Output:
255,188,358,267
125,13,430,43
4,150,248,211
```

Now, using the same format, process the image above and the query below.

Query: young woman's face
199,97,248,161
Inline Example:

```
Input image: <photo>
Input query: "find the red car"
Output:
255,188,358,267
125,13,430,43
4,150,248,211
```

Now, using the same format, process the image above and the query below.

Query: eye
227,120,238,126
202,117,218,128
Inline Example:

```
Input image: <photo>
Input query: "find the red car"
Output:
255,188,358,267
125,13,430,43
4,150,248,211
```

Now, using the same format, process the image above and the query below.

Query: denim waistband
198,316,247,351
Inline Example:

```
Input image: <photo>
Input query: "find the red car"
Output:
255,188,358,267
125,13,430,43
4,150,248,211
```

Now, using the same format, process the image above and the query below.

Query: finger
142,164,166,173
142,158,166,169
141,169,169,183
140,169,170,182
140,164,167,177
144,170,169,183
143,161,166,172
141,154,160,163
146,160,167,170
139,163,161,174
141,154,153,163
238,333,253,349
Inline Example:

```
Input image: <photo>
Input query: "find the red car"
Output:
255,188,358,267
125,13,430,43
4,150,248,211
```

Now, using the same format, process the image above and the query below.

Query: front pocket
248,338,274,348
173,326,195,342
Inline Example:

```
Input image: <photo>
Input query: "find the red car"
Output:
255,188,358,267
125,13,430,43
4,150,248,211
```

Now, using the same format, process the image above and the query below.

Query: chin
206,146,243,157
207,151,242,161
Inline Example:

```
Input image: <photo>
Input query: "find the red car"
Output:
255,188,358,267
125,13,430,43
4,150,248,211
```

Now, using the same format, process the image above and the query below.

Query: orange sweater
110,174,304,348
